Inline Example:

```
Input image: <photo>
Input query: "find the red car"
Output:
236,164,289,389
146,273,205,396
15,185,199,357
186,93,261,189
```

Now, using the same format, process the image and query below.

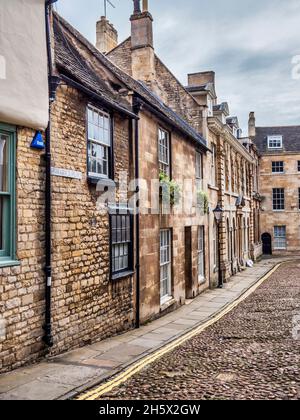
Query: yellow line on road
77,262,283,400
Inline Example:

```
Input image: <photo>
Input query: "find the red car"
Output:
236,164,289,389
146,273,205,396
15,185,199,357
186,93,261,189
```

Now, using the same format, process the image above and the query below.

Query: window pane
158,128,170,176
0,134,9,192
111,214,132,274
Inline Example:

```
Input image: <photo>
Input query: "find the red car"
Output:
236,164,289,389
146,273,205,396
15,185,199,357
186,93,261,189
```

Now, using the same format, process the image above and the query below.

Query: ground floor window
110,212,133,277
197,226,205,283
213,222,218,269
274,226,287,250
0,123,16,264
160,229,172,303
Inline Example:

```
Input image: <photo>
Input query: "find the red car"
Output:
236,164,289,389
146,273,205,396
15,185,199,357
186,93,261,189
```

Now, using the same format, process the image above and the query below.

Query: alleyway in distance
102,261,300,400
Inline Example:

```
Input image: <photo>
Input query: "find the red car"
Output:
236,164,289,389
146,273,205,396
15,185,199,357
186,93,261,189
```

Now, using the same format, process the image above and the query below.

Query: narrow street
98,261,300,400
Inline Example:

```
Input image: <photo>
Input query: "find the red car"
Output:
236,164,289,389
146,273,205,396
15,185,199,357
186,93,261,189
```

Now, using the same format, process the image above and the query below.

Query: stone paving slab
0,256,296,400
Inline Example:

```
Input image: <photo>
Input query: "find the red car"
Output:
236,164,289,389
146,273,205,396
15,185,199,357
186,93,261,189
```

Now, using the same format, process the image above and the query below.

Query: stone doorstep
0,258,289,401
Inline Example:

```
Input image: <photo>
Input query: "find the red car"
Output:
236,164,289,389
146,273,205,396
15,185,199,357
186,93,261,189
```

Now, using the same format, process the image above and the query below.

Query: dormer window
268,135,282,149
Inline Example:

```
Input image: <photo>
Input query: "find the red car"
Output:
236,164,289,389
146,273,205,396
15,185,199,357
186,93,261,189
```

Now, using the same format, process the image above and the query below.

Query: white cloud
57,0,300,131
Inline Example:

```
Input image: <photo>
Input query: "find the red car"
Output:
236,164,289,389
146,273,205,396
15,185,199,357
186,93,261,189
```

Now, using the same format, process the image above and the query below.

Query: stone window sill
111,270,135,281
0,259,20,268
208,184,219,191
160,297,176,312
88,176,116,188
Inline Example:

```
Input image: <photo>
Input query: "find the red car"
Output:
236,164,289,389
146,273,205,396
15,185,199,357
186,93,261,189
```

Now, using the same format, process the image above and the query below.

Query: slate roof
254,126,300,154
213,102,229,115
53,13,208,151
54,17,134,117
226,116,239,127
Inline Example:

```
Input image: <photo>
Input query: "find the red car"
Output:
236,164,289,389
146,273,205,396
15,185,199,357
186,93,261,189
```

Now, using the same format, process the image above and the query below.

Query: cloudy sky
55,0,300,132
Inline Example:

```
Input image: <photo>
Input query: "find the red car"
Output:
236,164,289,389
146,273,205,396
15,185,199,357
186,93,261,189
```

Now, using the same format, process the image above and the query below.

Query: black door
262,233,272,255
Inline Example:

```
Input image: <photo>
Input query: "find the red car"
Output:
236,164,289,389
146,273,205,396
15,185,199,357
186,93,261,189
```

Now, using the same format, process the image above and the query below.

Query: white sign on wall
51,167,83,180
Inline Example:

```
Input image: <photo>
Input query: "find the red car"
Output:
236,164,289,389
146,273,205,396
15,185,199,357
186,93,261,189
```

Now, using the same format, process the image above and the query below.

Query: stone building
185,75,262,285
105,1,262,311
252,120,300,254
106,3,211,322
0,0,263,374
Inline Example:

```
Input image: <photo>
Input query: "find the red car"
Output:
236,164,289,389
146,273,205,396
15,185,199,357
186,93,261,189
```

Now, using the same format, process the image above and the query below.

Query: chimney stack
188,71,215,87
248,112,256,138
130,0,156,85
96,16,118,54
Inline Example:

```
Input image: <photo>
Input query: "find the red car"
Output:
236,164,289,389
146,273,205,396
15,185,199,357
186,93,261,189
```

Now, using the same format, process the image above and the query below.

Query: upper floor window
268,135,282,149
298,188,300,210
196,151,203,180
207,96,213,117
158,128,170,177
87,105,111,179
298,161,300,172
211,143,217,186
272,161,284,173
0,123,16,265
273,188,285,210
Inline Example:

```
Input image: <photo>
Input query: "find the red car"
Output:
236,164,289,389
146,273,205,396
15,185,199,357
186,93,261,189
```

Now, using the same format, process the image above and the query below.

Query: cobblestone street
103,261,300,400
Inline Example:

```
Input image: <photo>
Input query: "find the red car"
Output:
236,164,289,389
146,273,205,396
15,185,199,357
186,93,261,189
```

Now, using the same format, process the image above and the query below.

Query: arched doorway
262,233,272,255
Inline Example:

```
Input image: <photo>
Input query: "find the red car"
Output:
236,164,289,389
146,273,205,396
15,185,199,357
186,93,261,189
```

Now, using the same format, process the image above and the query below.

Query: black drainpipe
43,0,58,347
133,97,142,329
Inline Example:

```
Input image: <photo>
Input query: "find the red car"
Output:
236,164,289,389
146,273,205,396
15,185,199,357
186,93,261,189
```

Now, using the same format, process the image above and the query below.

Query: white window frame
272,161,284,173
273,188,285,211
196,151,203,205
274,226,287,250
87,105,111,179
207,96,213,117
268,135,283,150
160,229,172,304
158,128,170,177
211,143,217,186
197,226,205,284
213,222,218,269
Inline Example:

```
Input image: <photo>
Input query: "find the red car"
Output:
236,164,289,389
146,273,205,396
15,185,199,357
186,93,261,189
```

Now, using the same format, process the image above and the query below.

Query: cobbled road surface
103,261,300,400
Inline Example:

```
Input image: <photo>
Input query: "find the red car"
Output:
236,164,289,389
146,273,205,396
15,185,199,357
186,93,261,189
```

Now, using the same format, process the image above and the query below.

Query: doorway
262,233,272,255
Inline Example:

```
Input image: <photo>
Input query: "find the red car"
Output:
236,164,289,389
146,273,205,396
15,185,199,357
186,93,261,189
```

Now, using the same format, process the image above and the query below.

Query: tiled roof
254,126,300,153
53,17,134,117
53,13,208,151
